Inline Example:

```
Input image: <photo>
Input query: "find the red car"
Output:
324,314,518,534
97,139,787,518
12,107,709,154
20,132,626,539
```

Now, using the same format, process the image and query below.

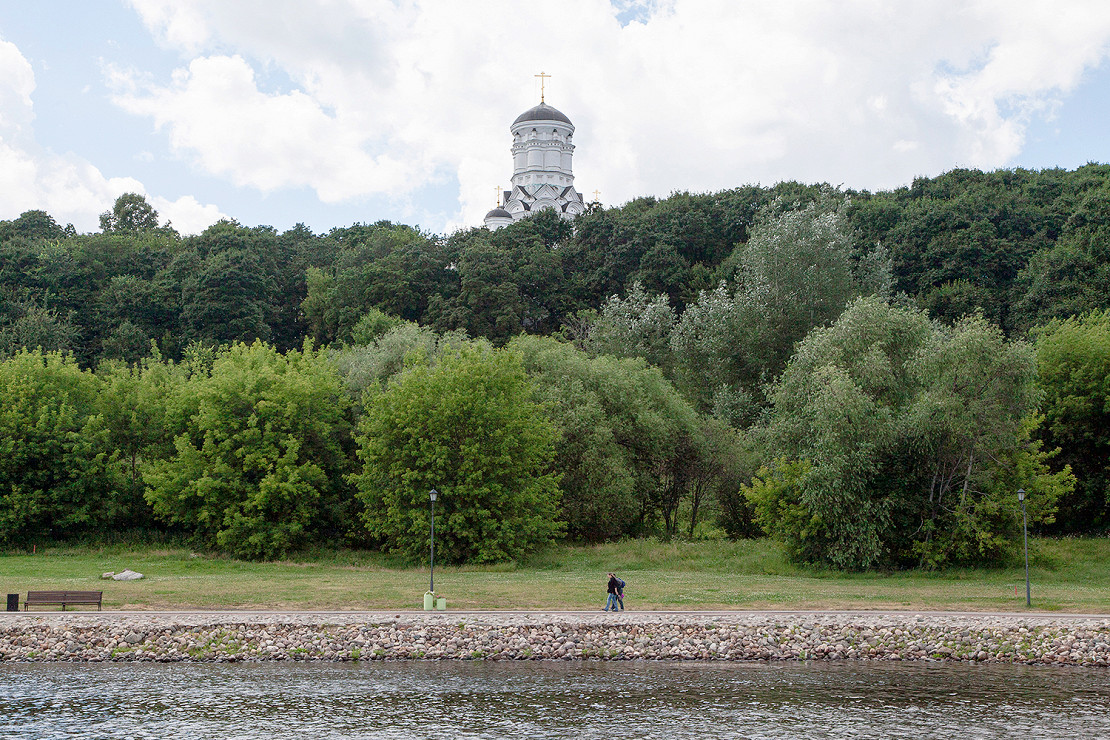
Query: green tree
180,246,274,344
903,313,1063,566
511,335,712,540
851,167,1066,332
143,341,356,559
741,459,815,562
99,193,162,233
94,275,174,339
581,281,677,372
301,267,341,345
0,300,80,357
98,321,151,365
328,323,471,398
0,210,70,242
671,193,890,421
1034,310,1110,530
562,186,799,311
756,297,1069,569
159,220,312,352
0,350,122,545
917,279,994,325
349,308,404,346
96,351,186,528
307,222,455,344
431,214,571,343
1014,241,1107,329
352,344,562,562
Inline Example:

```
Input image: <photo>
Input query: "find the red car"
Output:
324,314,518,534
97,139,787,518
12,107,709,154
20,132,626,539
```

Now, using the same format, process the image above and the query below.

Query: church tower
485,79,585,229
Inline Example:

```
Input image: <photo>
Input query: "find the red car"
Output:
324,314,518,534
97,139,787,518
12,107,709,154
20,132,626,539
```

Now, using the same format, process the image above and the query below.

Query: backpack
617,578,625,591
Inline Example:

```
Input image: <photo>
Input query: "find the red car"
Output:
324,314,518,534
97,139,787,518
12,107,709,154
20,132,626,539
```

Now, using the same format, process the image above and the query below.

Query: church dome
485,207,512,219
513,102,572,126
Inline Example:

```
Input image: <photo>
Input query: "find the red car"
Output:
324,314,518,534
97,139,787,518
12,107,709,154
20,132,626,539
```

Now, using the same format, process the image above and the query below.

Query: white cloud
110,54,414,201
116,0,1110,229
151,194,225,234
0,38,35,133
125,0,214,53
0,35,226,234
0,37,138,229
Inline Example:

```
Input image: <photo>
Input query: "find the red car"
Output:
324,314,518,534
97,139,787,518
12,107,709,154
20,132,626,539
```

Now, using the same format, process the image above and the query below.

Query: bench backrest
26,591,103,602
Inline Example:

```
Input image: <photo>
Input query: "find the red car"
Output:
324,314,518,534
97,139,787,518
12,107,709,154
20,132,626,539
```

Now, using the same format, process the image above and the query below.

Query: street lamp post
429,489,437,595
1018,488,1030,607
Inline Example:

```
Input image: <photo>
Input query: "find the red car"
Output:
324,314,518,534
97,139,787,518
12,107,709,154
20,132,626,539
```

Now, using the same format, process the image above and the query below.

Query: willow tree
671,192,891,424
750,297,1072,569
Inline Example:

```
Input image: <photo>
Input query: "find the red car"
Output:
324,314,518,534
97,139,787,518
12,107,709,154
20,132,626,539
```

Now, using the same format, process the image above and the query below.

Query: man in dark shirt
605,573,620,611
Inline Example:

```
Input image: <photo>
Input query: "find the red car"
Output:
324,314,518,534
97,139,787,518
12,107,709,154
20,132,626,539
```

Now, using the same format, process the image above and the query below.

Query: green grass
2,537,1108,612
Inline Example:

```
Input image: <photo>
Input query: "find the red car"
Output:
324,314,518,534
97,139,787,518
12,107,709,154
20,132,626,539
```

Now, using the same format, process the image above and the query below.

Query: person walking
615,574,625,611
604,573,620,612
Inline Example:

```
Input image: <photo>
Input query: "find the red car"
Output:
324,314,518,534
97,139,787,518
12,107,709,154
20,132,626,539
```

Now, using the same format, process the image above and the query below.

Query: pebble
0,612,1106,665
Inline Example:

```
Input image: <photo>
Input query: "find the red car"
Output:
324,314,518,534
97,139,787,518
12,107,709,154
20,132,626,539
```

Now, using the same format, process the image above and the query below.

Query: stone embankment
1,612,1107,666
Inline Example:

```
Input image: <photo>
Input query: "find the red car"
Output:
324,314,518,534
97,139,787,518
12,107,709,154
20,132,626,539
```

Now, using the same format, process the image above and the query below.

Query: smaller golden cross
535,71,551,102
592,189,601,202
495,185,502,208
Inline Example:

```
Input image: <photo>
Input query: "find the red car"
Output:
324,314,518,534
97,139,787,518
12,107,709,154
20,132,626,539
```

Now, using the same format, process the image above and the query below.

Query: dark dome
485,208,512,219
513,102,572,126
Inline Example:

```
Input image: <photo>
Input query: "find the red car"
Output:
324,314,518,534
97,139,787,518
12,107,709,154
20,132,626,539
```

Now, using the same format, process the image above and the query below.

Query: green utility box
423,591,435,611
436,597,446,611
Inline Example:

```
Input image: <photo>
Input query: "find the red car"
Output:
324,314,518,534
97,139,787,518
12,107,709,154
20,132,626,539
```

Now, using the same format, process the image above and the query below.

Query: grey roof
485,208,512,219
513,102,572,126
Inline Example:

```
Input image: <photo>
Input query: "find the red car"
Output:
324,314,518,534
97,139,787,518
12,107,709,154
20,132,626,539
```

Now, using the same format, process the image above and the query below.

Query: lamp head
1017,488,1025,502
429,489,438,502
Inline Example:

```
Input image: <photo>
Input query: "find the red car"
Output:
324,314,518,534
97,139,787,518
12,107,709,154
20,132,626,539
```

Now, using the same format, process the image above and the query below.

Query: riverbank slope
2,611,1107,666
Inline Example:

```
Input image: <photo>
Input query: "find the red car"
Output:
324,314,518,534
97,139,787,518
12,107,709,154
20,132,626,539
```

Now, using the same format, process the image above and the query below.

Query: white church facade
485,98,586,229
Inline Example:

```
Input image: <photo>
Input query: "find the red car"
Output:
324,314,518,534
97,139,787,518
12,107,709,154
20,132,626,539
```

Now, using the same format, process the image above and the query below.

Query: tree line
1,164,1108,568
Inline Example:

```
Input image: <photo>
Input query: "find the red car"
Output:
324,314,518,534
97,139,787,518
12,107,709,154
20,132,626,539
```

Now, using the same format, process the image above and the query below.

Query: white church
484,86,586,229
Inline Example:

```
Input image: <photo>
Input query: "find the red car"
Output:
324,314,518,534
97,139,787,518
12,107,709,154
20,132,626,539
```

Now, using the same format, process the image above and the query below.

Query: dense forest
1,165,1108,568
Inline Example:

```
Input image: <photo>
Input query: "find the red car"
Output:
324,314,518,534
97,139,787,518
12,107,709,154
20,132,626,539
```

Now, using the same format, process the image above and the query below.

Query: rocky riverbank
1,612,1107,666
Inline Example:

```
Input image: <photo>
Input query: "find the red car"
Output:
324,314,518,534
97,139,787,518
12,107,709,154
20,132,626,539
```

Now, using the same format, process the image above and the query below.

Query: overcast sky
2,1,1110,236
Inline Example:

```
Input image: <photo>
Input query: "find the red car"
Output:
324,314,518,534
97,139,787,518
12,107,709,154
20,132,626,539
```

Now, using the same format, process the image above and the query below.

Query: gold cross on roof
593,189,601,202
495,185,502,208
535,71,551,102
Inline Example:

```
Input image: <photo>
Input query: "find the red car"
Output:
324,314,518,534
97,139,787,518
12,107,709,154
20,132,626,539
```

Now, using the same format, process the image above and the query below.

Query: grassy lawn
1,537,1108,613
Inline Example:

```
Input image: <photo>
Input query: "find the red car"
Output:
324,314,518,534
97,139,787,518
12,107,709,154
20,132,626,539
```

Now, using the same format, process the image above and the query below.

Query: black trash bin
6,593,18,612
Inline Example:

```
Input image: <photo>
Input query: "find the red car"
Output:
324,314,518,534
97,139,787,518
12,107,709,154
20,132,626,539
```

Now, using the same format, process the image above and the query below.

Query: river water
1,660,1106,739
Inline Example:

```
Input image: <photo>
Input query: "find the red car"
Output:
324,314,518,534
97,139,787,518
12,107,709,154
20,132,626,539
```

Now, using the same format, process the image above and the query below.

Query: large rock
112,570,144,581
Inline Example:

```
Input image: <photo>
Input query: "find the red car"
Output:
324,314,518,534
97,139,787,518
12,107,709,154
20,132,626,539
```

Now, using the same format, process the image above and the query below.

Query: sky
2,1,1110,237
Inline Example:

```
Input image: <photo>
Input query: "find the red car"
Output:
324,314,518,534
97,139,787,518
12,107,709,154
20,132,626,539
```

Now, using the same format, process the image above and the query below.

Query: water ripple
1,661,1107,739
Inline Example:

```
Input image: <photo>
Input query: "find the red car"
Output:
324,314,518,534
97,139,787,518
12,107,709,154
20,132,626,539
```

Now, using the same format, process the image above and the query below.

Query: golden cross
535,71,551,102
593,189,601,202
495,185,502,208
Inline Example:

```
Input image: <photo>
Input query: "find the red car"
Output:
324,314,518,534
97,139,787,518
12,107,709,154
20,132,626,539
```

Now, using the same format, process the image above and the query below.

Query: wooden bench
24,591,103,611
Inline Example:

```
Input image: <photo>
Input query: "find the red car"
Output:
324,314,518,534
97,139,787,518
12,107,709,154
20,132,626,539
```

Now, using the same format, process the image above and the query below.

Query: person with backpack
604,573,621,612
615,575,625,610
